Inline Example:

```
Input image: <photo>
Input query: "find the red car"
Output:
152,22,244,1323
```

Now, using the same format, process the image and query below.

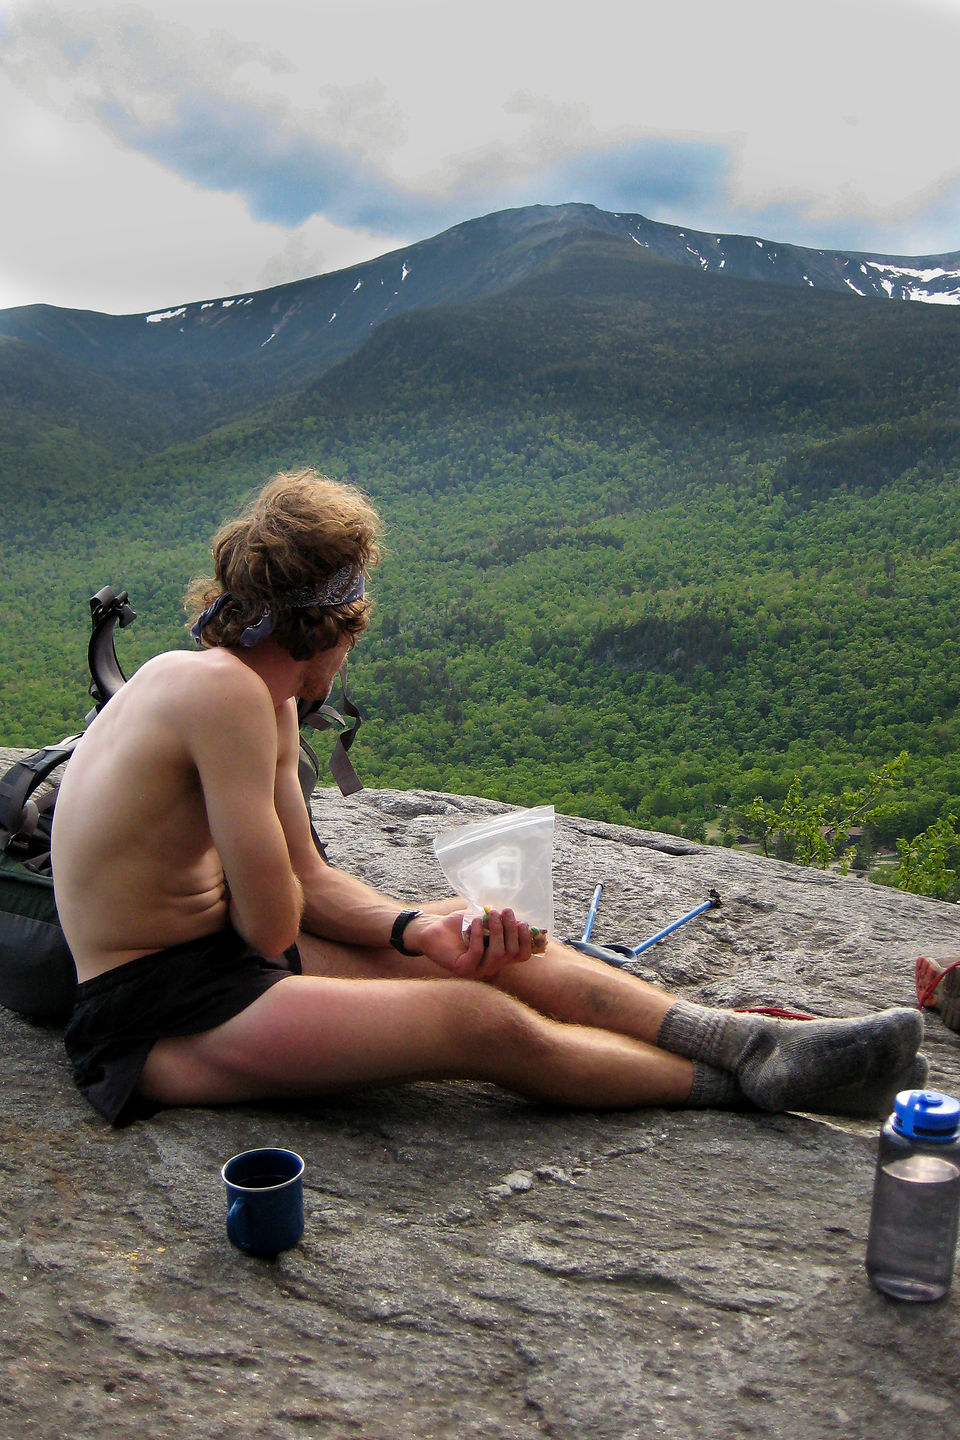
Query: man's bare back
52,649,274,980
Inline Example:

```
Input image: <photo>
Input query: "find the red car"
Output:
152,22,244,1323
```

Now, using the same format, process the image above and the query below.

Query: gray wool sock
801,1052,929,1119
677,1054,929,1117
684,1061,744,1109
657,999,924,1113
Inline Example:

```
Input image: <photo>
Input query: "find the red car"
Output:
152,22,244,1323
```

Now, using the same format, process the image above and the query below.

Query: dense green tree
894,816,960,901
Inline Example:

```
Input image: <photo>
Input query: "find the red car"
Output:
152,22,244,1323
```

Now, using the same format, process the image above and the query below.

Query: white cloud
2,0,960,311
0,67,399,312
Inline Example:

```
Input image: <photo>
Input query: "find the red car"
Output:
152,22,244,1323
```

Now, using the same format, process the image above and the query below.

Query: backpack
0,586,363,1023
0,741,81,1022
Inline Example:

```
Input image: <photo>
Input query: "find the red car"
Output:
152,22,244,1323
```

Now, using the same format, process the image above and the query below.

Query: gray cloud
5,6,734,243
537,136,733,218
98,93,413,229
93,82,738,242
3,0,960,314
28,46,960,267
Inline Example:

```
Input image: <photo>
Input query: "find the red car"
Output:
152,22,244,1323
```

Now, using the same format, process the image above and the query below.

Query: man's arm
188,666,304,957
274,701,430,945
274,702,535,976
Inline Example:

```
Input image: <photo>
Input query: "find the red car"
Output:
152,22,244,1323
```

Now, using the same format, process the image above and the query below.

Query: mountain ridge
4,202,958,466
3,202,959,381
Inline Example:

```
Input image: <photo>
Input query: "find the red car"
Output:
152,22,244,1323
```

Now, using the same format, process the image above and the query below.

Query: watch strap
390,909,423,956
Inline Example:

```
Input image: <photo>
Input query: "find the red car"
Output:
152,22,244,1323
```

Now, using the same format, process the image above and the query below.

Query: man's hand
408,908,546,979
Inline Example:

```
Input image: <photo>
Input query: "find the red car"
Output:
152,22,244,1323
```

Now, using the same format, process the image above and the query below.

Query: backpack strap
297,660,363,797
0,737,81,853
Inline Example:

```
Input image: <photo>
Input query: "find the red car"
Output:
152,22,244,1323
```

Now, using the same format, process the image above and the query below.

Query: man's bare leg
289,909,925,1116
137,968,695,1111
296,899,677,1045
492,939,674,1041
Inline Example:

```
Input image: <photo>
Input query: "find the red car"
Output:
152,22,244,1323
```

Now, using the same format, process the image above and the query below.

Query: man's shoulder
137,648,268,699
123,649,276,736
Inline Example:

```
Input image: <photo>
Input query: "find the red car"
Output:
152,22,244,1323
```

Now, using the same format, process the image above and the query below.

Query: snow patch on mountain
854,260,960,305
145,306,186,324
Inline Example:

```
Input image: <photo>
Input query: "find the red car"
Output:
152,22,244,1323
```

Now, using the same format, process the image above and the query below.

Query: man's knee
443,983,558,1071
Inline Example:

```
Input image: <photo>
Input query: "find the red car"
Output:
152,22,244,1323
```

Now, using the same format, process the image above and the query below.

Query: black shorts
63,927,302,1126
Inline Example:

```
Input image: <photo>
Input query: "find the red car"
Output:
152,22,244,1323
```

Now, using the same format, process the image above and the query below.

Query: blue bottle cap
893,1089,960,1140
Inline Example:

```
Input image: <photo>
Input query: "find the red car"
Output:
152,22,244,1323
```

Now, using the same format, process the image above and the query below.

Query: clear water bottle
865,1089,960,1302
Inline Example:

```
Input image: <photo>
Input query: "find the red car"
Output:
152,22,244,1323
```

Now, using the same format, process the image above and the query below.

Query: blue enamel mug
221,1148,305,1257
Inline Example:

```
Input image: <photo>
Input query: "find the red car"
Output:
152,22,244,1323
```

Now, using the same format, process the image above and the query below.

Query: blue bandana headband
190,563,365,647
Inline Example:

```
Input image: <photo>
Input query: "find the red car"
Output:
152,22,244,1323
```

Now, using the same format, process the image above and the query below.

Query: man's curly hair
185,469,383,660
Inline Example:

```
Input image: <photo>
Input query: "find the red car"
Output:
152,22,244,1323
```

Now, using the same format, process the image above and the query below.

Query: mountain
5,201,959,483
2,203,959,414
3,204,960,845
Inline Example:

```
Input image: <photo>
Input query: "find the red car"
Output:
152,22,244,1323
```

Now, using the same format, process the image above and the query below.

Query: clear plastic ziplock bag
432,806,555,940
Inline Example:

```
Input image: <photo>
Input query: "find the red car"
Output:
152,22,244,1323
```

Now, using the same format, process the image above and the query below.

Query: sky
2,0,960,315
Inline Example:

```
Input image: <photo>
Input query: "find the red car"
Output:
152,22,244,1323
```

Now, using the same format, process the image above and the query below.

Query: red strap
916,956,960,1010
734,1005,818,1021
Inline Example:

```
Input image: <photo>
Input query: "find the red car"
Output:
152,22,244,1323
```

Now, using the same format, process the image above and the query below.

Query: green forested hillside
2,236,959,841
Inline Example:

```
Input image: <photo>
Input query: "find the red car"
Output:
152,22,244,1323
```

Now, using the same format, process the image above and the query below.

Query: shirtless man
51,469,925,1126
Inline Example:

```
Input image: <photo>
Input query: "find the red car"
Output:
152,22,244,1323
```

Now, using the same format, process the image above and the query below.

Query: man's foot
684,1051,929,1118
658,1001,924,1113
805,1051,929,1118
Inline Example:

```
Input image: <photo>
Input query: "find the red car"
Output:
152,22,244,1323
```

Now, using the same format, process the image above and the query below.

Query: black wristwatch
390,909,423,956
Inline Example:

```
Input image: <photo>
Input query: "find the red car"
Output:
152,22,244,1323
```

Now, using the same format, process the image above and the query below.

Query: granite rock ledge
1,771,959,1440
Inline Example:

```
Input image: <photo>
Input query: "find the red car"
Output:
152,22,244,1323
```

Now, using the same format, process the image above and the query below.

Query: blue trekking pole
582,883,603,942
630,889,722,956
565,889,721,969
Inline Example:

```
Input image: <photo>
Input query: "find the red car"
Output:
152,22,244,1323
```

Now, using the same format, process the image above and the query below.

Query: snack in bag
432,806,554,941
